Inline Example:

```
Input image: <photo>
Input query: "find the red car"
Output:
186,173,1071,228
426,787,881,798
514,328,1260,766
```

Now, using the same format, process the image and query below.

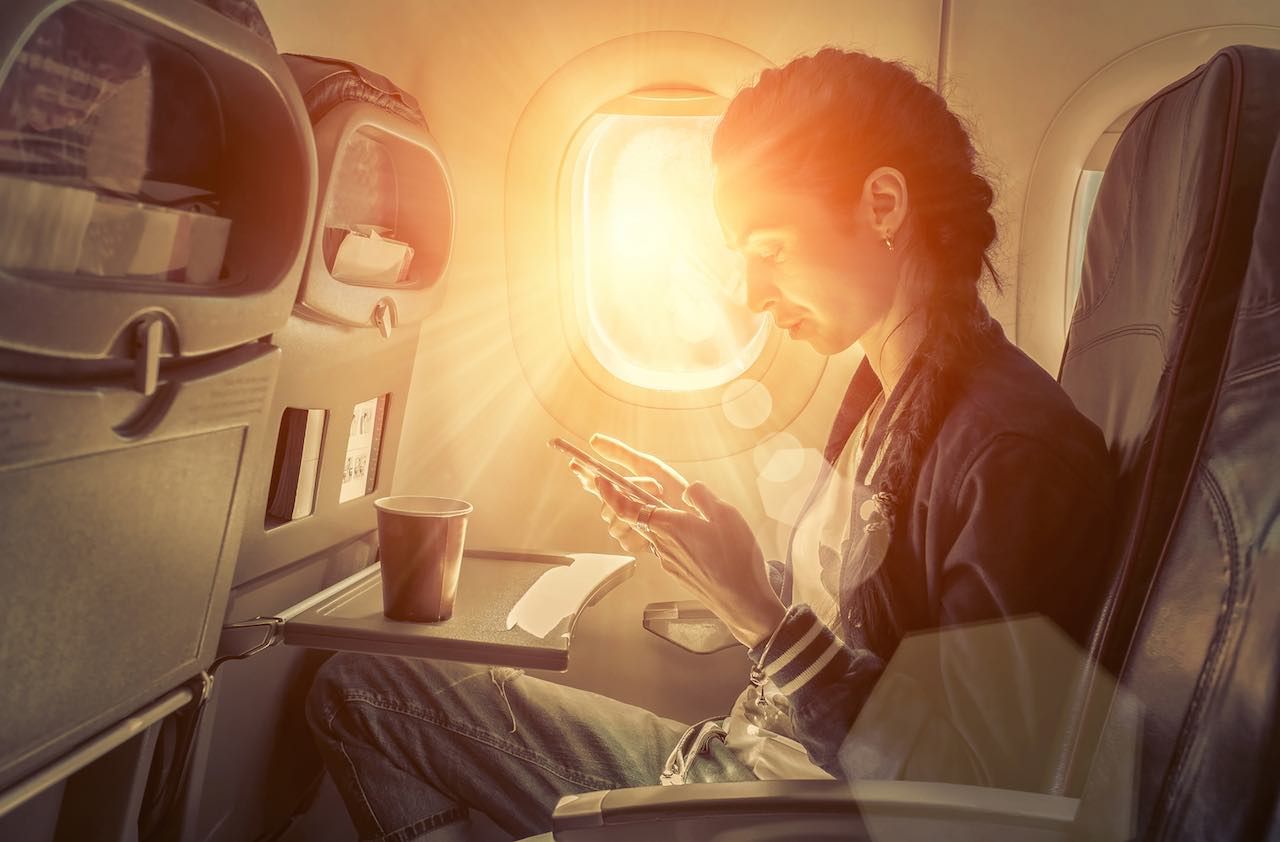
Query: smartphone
548,437,674,510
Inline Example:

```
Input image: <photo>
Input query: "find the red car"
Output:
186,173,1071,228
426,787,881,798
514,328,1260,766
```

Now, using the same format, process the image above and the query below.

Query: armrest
642,600,744,654
550,779,1078,842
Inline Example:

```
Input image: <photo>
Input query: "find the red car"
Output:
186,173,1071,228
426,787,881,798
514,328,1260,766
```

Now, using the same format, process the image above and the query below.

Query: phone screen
548,437,671,509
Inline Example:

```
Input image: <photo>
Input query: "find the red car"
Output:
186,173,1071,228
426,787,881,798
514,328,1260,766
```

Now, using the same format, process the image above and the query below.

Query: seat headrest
281,54,428,129
1061,45,1280,474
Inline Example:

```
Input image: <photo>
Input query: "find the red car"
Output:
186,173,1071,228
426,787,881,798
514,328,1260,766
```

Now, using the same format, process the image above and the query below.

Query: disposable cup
374,496,472,622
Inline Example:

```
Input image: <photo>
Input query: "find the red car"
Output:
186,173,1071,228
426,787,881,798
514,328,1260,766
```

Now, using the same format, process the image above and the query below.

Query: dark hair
712,48,1001,651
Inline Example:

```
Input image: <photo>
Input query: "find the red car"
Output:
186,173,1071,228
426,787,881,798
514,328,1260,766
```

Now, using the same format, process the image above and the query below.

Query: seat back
1073,131,1280,842
0,0,312,797
1053,44,1280,795
178,54,454,842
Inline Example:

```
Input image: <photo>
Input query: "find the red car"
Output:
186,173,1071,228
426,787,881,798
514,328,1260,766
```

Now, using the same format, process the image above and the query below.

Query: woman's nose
744,262,778,314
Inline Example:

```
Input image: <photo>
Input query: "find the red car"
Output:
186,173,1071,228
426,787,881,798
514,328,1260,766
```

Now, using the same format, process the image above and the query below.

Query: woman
307,48,1114,841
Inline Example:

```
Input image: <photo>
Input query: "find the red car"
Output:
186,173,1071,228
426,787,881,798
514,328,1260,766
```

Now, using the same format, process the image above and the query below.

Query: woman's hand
569,434,786,649
567,434,694,556
569,434,691,509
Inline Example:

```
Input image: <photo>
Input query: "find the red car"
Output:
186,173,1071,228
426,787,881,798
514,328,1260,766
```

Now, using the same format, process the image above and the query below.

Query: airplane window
1065,168,1105,327
571,112,768,392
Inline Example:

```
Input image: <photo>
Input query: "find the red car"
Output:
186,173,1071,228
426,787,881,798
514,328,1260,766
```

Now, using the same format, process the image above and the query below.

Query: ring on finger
635,504,658,534
629,504,662,556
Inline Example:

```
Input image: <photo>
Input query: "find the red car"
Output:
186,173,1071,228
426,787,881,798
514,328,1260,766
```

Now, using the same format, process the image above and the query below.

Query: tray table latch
213,616,286,670
133,314,166,396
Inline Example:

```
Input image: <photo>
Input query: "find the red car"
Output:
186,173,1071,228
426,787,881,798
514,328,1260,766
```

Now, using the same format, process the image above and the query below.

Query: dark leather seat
1072,130,1280,842
1053,43,1280,798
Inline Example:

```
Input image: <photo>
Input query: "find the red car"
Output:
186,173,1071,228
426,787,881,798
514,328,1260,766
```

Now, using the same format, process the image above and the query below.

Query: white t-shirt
722,400,889,779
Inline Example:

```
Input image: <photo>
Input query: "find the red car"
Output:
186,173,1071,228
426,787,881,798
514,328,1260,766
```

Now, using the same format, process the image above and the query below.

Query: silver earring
883,235,895,253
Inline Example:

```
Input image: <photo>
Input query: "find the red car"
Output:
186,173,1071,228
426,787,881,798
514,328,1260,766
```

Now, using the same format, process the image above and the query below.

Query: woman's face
713,173,902,356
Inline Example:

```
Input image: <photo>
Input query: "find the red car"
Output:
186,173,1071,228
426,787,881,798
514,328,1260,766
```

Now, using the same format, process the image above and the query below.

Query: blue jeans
306,653,757,841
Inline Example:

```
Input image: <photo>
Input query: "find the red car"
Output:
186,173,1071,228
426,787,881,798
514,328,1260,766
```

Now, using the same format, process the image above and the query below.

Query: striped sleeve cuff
748,604,844,696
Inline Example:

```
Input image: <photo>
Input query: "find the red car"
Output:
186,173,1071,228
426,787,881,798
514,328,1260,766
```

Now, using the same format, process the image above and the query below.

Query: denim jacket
747,323,1115,788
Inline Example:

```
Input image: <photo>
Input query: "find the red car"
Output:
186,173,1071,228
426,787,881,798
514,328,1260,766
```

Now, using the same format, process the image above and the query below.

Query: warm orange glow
576,113,767,391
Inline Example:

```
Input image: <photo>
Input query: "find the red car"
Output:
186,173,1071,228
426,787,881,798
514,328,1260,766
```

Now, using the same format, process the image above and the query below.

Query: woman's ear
860,166,909,240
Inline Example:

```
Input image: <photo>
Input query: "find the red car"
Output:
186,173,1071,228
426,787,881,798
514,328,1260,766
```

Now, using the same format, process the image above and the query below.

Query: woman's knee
306,652,362,737
306,653,489,736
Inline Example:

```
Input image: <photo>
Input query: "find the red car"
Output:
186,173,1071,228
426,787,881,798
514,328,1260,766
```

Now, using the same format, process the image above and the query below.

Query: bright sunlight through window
574,113,768,392
1065,169,1105,330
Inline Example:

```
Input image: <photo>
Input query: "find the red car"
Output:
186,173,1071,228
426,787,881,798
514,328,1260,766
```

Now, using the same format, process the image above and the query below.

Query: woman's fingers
628,476,665,498
598,473,774,648
681,480,722,519
572,461,663,501
589,434,690,505
573,462,604,498
594,476,643,523
595,478,688,549
597,488,660,556
616,530,652,556
587,433,656,476
607,516,633,540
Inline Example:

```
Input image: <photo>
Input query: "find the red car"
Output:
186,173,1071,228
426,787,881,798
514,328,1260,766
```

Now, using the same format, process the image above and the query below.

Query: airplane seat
168,45,457,842
1050,42,1280,798
508,44,1280,842
1070,125,1280,842
0,0,314,832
